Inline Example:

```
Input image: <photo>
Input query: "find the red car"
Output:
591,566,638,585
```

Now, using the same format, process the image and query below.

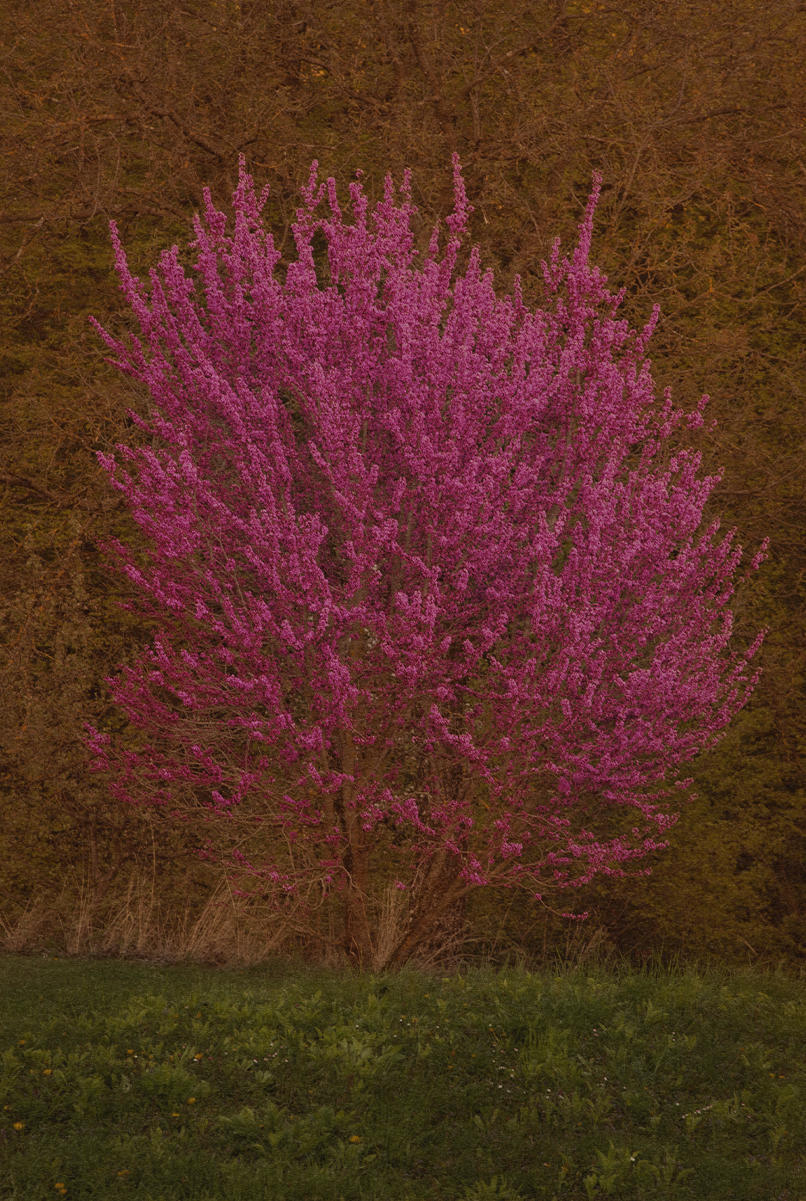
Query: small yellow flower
13,1122,24,1130
194,1053,203,1060
172,1112,180,1117
187,1097,196,1105
18,1040,25,1046
349,1135,361,1143
117,1170,130,1176
54,1185,65,1191
43,1069,52,1076
127,1049,133,1055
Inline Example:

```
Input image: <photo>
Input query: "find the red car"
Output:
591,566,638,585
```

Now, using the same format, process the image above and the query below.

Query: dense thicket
1,0,804,972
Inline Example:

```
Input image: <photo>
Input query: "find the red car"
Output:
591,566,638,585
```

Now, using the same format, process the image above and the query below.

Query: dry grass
0,856,625,976
0,863,319,969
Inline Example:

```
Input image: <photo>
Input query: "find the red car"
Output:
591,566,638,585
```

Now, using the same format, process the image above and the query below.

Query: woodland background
0,0,804,974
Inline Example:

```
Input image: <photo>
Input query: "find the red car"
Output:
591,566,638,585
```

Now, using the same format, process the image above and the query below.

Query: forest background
1,0,804,975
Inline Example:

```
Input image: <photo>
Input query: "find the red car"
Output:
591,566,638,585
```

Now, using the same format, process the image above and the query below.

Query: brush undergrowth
0,953,804,1199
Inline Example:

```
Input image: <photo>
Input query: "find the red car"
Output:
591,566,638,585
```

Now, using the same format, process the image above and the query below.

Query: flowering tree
85,156,768,970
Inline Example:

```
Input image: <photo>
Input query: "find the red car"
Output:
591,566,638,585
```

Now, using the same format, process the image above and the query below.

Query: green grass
0,953,804,1199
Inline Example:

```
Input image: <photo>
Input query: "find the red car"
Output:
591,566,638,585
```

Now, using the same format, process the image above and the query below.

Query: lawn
0,952,803,1199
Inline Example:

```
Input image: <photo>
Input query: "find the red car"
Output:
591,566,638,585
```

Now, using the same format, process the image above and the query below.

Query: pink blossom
84,156,768,968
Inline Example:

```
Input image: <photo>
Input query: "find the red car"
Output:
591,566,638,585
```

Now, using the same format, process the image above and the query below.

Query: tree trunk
383,850,468,970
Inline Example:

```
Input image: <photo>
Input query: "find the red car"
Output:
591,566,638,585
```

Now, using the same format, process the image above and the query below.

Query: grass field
0,952,804,1199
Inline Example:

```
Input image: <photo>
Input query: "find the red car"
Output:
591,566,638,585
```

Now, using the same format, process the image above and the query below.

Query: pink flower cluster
85,155,768,928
